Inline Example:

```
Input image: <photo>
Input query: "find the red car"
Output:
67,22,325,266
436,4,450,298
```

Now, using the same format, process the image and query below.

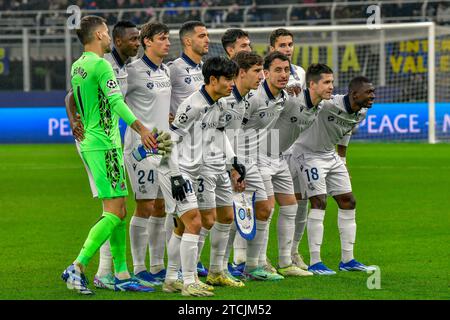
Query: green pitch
0,143,449,300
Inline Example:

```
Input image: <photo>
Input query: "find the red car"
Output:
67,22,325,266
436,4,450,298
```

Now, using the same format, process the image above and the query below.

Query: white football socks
164,213,174,244
165,232,181,282
148,216,166,274
223,222,237,271
291,199,308,255
233,232,247,265
258,208,274,266
209,222,231,273
96,240,112,277
277,204,298,268
197,227,210,263
129,216,148,275
245,219,267,271
180,233,199,285
307,209,325,266
338,208,356,263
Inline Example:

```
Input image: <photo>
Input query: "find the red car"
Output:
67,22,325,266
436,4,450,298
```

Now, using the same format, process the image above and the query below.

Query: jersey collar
232,85,243,103
111,47,125,68
181,52,201,68
142,54,163,71
200,85,216,106
343,94,355,114
304,88,315,109
263,80,285,101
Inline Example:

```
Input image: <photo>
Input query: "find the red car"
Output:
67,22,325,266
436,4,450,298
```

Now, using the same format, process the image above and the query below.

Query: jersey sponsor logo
178,113,188,123
184,77,192,84
106,79,118,89
201,121,218,129
146,80,171,90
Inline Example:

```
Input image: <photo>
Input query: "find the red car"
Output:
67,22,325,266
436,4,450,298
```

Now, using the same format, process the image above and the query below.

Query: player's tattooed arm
130,120,157,150
64,88,84,142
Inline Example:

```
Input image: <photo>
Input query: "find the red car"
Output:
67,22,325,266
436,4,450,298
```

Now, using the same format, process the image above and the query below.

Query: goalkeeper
61,15,162,295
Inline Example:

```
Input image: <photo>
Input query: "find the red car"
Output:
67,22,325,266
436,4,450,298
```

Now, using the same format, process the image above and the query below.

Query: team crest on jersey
328,116,335,122
147,81,154,90
290,116,297,123
259,112,266,118
178,113,188,123
106,79,118,89
184,77,192,84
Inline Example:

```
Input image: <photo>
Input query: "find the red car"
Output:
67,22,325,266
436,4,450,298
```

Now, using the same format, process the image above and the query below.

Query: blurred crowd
0,0,449,26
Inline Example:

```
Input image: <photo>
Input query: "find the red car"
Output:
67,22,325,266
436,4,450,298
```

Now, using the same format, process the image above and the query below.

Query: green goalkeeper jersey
71,51,137,152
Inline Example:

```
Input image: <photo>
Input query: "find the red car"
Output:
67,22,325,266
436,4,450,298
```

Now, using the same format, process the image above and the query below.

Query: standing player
123,22,172,287
220,28,252,274
64,20,141,290
292,76,376,275
239,52,309,277
268,28,309,271
221,28,252,58
61,15,157,294
162,57,240,296
167,20,210,276
219,51,283,281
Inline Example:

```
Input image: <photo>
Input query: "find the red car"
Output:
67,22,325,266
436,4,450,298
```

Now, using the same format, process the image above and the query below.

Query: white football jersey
220,86,248,152
239,80,293,159
168,53,204,115
104,47,129,96
288,63,306,90
276,88,322,153
170,85,230,175
293,94,368,156
123,54,171,153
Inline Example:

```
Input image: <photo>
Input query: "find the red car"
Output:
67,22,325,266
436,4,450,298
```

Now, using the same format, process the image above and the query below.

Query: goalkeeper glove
232,157,246,182
171,175,188,202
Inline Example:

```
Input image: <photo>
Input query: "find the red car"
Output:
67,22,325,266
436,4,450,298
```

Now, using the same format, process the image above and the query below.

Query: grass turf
0,143,449,300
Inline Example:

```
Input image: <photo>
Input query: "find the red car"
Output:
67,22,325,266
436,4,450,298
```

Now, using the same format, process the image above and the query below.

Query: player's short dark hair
349,76,372,93
232,51,263,71
263,51,290,70
202,56,239,84
140,22,169,48
179,20,206,43
306,63,334,87
269,28,294,47
112,20,137,41
221,28,249,52
76,15,106,45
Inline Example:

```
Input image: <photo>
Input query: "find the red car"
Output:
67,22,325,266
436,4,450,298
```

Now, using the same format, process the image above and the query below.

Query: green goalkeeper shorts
81,148,128,199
